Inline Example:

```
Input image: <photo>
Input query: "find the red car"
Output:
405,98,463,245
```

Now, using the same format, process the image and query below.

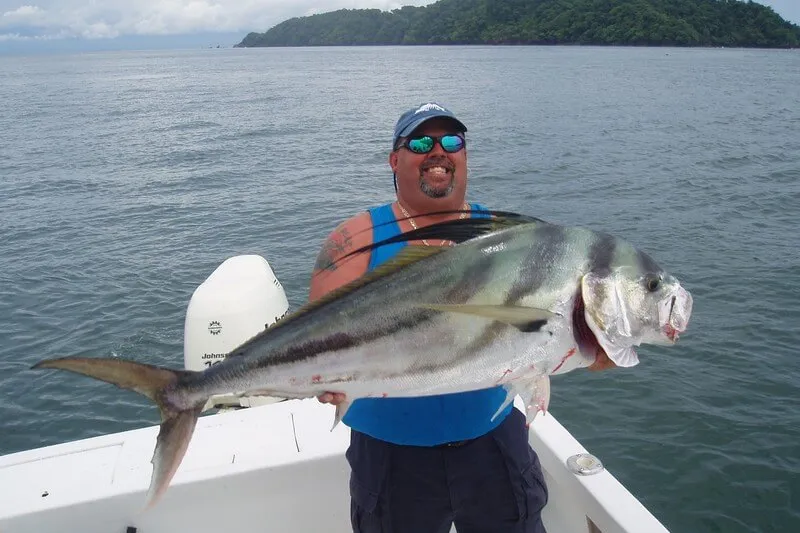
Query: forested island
235,0,800,48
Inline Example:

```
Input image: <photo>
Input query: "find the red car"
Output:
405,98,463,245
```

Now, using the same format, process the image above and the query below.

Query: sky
0,1,430,44
0,0,798,49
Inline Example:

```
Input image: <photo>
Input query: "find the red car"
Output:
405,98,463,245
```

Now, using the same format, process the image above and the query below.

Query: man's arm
309,211,373,302
309,212,373,405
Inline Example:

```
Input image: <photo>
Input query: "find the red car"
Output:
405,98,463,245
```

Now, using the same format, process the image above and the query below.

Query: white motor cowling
184,254,290,410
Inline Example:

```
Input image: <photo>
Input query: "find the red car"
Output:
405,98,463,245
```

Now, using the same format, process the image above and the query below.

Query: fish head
580,264,693,368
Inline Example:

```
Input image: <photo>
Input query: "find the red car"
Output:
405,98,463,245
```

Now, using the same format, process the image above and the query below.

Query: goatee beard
419,175,454,198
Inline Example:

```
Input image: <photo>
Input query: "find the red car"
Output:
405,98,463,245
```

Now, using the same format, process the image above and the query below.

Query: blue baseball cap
392,102,467,148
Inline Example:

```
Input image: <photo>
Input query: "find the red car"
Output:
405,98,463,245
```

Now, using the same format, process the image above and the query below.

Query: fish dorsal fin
367,244,445,278
387,210,543,246
330,210,544,271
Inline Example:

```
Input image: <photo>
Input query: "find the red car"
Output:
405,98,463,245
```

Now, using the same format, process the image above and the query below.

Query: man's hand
317,392,347,405
588,348,617,371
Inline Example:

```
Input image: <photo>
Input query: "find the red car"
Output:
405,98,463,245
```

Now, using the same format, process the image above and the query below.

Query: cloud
0,0,433,41
3,4,44,18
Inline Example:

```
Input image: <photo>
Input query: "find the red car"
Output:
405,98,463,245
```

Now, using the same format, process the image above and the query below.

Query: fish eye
645,275,661,292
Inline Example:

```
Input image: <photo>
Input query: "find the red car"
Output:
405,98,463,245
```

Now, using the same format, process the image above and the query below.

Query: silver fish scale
177,222,639,403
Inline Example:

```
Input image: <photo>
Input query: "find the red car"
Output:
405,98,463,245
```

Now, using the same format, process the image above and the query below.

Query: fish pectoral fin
519,374,551,426
331,399,352,432
418,303,556,332
492,374,551,426
491,385,519,422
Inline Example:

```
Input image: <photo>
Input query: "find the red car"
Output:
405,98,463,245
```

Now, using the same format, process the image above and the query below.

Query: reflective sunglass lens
441,135,464,153
408,136,434,153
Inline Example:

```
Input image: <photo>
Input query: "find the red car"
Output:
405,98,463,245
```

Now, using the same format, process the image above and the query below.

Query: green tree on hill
235,0,800,48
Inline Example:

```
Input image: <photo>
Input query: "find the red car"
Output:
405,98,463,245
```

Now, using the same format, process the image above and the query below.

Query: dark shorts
346,408,548,533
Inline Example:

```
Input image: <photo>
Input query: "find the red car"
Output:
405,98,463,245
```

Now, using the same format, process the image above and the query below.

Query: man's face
390,118,468,202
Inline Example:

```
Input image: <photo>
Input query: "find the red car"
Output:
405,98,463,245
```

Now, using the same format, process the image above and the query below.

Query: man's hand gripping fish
32,211,693,507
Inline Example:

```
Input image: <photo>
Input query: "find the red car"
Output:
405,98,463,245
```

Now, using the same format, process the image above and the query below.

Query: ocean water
1,46,798,532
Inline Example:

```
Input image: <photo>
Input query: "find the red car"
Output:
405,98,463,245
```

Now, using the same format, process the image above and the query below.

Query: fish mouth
664,324,679,341
662,297,680,341
661,286,692,343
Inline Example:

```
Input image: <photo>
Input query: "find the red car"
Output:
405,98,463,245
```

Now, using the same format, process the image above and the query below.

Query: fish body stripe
587,231,618,274
636,249,662,276
505,224,570,304
249,310,435,369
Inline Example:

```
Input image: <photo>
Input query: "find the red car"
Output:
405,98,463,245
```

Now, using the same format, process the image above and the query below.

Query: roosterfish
33,210,692,506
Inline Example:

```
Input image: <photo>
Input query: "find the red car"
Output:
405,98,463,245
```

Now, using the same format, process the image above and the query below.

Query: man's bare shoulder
312,212,373,273
309,211,374,301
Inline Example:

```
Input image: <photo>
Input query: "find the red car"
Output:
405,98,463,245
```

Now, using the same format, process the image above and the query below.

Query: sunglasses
398,134,466,154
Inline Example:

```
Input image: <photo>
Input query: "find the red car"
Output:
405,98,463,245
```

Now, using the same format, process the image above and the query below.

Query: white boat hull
0,398,668,533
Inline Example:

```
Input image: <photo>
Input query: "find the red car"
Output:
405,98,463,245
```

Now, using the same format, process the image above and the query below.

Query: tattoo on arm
314,228,353,272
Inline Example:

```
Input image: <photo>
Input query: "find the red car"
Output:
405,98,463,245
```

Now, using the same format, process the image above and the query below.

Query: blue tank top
341,202,513,446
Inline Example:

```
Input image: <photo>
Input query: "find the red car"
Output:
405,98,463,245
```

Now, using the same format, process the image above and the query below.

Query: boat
0,255,670,533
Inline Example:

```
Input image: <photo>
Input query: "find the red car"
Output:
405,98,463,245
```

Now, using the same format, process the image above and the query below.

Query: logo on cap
414,103,447,115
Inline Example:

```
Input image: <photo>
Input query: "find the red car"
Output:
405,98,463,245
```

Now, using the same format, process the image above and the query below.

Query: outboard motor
183,255,290,411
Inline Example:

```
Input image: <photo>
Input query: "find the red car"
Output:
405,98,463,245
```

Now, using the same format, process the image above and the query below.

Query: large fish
32,211,692,507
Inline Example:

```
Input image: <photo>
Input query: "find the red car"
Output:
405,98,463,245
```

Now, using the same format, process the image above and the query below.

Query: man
309,103,548,533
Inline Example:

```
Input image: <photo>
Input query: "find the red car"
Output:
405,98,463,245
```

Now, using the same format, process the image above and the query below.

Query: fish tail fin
147,403,204,507
32,357,205,507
